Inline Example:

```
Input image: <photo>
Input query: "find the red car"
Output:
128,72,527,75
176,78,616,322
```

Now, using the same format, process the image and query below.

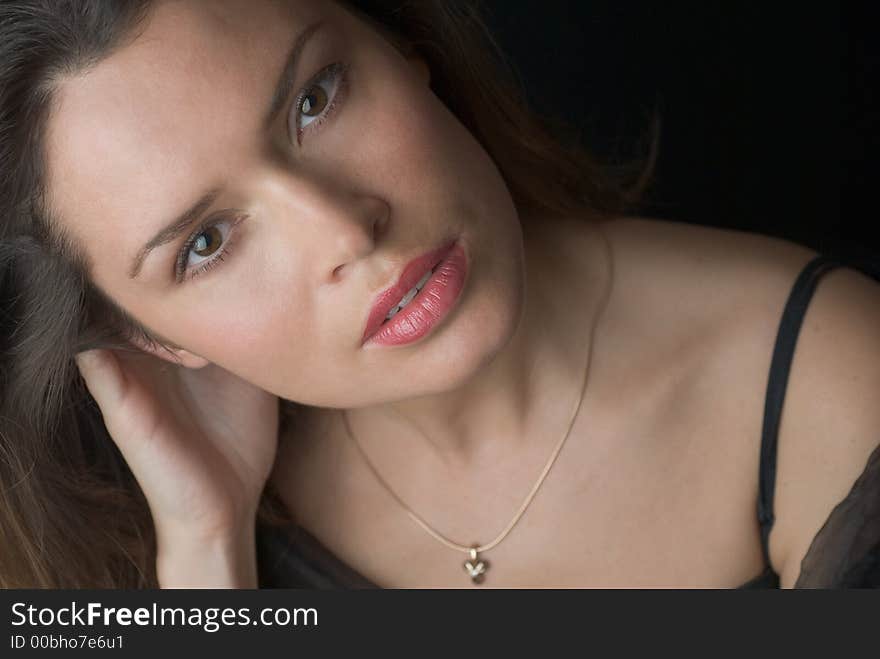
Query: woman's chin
408,275,526,396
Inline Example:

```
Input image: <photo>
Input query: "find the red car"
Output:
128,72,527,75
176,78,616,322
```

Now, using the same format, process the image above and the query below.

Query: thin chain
342,223,614,555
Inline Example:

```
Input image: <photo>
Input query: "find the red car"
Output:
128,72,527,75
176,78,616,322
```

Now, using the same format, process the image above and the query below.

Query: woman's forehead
50,0,319,152
48,0,334,169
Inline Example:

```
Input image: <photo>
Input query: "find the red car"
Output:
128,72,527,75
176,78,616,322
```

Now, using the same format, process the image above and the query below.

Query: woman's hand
74,347,280,587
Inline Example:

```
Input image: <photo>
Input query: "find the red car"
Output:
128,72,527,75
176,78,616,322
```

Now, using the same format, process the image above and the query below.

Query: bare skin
271,214,824,588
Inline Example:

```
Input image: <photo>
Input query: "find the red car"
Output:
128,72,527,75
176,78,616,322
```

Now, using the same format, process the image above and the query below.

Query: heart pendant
462,546,489,584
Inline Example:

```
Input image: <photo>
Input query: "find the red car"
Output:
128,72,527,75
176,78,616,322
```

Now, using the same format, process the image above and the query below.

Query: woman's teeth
384,266,437,322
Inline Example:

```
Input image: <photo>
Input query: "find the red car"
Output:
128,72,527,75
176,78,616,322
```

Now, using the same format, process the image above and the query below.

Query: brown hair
0,0,656,587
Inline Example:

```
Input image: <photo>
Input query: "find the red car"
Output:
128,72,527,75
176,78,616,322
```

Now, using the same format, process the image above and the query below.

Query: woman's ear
126,333,210,370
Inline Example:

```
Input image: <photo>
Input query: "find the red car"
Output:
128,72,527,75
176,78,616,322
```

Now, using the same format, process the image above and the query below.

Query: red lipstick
361,238,467,347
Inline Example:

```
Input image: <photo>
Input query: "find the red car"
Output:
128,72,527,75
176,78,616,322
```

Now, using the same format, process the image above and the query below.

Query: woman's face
45,0,525,407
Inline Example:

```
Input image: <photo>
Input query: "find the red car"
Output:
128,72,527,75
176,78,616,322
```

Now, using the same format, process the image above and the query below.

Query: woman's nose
309,186,390,284
257,162,390,283
327,198,389,282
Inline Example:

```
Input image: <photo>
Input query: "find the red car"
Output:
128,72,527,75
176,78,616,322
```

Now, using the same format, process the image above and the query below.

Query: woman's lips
361,240,467,345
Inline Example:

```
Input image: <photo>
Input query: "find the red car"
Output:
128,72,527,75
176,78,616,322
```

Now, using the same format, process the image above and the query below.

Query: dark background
483,2,878,263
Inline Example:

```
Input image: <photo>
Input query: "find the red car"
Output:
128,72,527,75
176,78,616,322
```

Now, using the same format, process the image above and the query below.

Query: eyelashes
176,213,246,283
289,61,350,145
175,60,350,283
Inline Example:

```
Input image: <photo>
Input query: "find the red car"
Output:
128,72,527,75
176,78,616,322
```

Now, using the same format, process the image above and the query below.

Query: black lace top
256,253,880,588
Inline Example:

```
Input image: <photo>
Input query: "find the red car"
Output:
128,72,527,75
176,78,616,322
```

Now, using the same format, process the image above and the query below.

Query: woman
1,0,878,589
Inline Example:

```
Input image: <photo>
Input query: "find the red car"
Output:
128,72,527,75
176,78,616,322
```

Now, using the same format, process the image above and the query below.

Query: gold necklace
342,224,614,585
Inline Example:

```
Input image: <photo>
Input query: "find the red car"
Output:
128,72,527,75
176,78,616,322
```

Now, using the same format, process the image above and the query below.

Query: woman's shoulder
601,215,880,588
599,215,821,318
594,214,825,413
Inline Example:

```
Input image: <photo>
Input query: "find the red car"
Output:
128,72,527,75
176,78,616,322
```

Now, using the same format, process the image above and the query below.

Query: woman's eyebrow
127,19,325,281
262,19,326,129
128,188,221,280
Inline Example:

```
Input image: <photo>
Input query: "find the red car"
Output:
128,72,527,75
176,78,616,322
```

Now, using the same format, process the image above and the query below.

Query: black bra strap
758,255,840,567
757,253,880,568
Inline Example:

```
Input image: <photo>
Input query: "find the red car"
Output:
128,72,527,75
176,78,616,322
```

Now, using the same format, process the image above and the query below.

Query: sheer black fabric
257,253,880,589
257,522,377,589
793,441,880,588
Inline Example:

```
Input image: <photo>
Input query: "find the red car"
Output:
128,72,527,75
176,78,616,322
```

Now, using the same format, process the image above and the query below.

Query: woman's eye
176,215,244,282
191,226,222,258
289,62,349,143
301,85,329,122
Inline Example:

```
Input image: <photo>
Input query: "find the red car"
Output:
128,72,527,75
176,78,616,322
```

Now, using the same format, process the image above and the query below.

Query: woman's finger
74,348,125,409
74,348,174,505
